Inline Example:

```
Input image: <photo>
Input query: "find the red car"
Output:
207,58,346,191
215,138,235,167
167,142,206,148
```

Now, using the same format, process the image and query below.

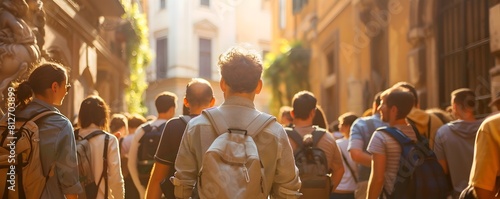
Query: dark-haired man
128,92,177,198
392,82,444,149
348,92,387,199
434,88,483,198
288,91,344,196
173,47,301,198
145,78,215,199
366,88,417,198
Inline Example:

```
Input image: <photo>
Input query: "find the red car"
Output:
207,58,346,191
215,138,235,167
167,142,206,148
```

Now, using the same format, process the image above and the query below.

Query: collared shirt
16,98,82,198
348,114,387,181
174,96,301,199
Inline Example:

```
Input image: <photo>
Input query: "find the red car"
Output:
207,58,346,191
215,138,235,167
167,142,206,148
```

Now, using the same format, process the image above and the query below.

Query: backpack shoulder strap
30,110,61,123
376,126,412,145
83,130,105,140
203,108,275,137
285,127,303,148
142,123,153,134
96,134,110,198
245,112,275,137
179,115,192,124
203,108,229,136
311,128,326,147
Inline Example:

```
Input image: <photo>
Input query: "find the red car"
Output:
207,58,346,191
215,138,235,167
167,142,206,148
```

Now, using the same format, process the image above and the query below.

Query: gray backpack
198,108,275,199
286,127,332,199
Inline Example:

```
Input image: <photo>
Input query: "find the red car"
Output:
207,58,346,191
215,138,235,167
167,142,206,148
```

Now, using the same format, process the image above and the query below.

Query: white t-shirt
336,138,358,192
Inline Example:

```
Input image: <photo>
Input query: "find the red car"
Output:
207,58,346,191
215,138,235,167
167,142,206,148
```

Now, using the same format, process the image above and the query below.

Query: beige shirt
174,96,301,198
289,126,344,190
79,125,124,199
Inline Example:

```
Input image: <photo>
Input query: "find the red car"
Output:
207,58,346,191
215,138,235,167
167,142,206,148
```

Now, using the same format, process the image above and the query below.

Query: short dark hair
110,114,128,133
313,106,328,129
383,89,415,119
393,82,418,107
128,113,147,129
79,95,110,131
374,91,383,107
292,91,317,120
451,88,475,109
218,47,263,93
279,106,293,122
338,112,359,127
155,92,177,113
185,78,213,107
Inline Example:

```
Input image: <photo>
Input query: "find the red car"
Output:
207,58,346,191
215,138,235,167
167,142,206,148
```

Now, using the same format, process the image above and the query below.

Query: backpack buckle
228,129,247,135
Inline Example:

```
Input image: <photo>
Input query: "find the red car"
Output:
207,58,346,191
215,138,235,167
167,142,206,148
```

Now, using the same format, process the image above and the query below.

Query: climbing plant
121,1,151,115
263,40,311,116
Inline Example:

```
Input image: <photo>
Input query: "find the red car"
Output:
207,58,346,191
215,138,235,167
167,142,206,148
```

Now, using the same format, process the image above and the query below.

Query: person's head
337,112,359,137
378,88,415,123
372,91,383,114
451,88,475,119
78,95,110,131
127,113,147,135
392,81,418,108
155,91,177,116
218,47,263,97
109,113,128,139
184,78,215,114
291,91,317,121
15,62,70,109
329,120,340,133
279,106,293,127
312,106,328,129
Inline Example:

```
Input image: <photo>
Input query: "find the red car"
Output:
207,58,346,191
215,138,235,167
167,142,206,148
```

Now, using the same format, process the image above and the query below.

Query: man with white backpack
173,47,301,199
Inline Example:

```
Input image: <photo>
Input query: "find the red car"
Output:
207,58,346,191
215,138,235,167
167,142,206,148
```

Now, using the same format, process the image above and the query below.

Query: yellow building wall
387,0,411,86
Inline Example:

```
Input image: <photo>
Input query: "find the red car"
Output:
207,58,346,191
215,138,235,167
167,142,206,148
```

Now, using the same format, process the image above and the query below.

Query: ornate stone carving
0,0,43,112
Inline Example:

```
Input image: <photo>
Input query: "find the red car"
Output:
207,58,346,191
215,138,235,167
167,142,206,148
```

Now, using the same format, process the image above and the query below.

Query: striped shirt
367,124,417,195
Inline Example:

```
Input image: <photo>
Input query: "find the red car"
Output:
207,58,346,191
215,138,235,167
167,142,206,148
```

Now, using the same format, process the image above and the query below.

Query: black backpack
137,122,166,185
285,127,332,199
377,126,450,199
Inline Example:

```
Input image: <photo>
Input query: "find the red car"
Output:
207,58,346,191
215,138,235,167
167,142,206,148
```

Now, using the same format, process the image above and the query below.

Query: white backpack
0,111,59,199
198,108,275,199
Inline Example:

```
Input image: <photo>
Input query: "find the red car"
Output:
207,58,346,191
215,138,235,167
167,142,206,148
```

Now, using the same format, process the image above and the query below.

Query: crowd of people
1,46,500,199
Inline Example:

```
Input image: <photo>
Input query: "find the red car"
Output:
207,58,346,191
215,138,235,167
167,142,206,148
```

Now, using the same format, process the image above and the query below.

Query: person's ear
220,79,227,93
51,82,59,93
254,80,262,94
183,98,189,107
209,97,215,107
290,110,296,119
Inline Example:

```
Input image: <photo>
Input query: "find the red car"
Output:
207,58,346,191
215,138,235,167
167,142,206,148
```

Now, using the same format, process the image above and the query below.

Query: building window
438,0,494,117
201,0,210,6
156,37,168,79
160,0,166,9
279,0,286,29
199,38,212,79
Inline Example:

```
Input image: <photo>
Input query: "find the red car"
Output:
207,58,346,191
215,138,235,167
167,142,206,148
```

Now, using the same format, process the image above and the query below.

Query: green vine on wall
121,1,151,115
263,40,311,116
